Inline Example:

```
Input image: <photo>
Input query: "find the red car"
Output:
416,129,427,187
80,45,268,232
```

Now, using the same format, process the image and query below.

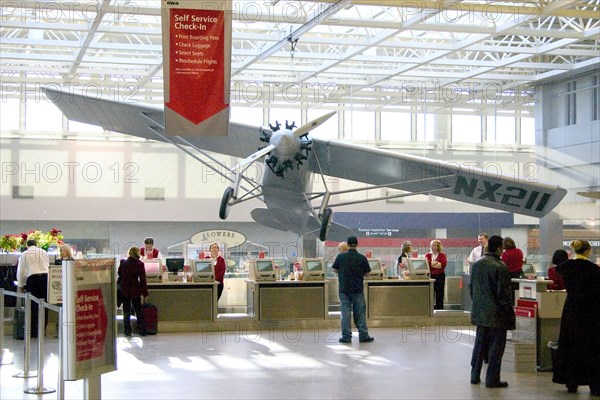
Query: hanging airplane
42,87,567,242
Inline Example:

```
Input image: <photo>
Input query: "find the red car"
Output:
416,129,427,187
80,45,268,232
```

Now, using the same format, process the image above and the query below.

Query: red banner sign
165,8,228,125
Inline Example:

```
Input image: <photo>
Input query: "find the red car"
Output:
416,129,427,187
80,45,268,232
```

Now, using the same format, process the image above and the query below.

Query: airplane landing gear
219,187,234,220
319,207,332,241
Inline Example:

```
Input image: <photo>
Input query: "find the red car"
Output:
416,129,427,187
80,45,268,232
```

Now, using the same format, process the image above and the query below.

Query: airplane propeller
220,111,337,219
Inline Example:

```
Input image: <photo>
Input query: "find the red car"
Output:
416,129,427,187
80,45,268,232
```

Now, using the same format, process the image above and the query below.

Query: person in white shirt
468,233,489,270
17,239,50,338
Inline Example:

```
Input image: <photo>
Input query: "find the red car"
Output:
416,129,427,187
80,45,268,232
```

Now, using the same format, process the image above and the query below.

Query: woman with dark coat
118,246,149,337
552,240,600,396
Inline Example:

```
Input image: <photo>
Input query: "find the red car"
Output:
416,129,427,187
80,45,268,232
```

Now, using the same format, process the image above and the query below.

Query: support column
302,235,317,258
539,212,563,273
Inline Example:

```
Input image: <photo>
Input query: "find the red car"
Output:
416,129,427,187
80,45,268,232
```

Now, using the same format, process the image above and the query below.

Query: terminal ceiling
1,0,599,117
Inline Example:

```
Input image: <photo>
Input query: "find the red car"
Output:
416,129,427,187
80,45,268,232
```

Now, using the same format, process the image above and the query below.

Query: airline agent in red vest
206,242,227,301
141,237,163,259
425,239,448,310
140,237,164,270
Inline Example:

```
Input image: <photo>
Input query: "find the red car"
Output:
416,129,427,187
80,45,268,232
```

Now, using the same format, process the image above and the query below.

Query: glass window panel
416,113,434,141
25,98,62,131
521,118,535,145
0,98,20,131
307,110,338,139
69,120,104,133
344,110,374,140
452,115,481,143
230,106,262,126
381,112,411,141
488,116,516,144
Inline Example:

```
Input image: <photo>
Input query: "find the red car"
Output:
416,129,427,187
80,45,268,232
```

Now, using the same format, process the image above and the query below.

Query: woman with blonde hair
552,240,600,396
425,240,448,310
397,241,413,279
58,244,74,261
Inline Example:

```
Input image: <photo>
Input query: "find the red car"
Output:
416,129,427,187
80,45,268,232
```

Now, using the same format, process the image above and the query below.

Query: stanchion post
57,308,65,400
13,292,37,378
0,288,11,366
25,300,55,394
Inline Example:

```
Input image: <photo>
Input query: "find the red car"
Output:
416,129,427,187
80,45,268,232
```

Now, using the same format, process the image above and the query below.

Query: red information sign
76,288,108,361
166,9,228,124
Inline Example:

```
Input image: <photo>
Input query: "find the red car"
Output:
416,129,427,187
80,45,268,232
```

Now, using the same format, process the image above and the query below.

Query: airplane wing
43,88,566,218
309,139,566,218
42,87,264,159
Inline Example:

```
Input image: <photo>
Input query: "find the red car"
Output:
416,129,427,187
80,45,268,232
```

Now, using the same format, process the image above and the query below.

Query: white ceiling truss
1,0,599,117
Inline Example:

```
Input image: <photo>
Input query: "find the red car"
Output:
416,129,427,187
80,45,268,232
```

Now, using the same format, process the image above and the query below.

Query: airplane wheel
319,208,332,241
219,187,234,220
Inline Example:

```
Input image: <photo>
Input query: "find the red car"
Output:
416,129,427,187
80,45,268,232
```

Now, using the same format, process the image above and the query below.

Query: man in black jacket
332,236,374,344
469,235,516,388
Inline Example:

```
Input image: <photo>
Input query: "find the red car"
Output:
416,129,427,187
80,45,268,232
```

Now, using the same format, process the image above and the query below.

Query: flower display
0,234,23,253
0,228,64,252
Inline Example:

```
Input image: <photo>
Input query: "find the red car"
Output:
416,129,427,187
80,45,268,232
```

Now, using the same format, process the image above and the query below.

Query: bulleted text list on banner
162,0,231,137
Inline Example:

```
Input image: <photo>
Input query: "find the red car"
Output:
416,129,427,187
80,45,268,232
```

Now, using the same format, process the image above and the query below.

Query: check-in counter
147,282,218,331
247,280,329,321
513,278,566,370
365,279,434,319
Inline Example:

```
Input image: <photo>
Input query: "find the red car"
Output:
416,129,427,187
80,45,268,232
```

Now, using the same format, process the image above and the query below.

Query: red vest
140,248,159,258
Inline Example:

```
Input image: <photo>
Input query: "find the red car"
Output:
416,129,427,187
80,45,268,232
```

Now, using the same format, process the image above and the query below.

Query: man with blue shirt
332,236,374,344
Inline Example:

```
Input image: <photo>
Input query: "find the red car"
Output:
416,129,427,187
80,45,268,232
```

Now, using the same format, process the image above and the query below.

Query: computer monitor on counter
249,258,276,281
165,257,185,273
300,258,325,281
522,263,536,277
366,258,384,280
142,259,162,279
409,259,431,279
192,259,215,281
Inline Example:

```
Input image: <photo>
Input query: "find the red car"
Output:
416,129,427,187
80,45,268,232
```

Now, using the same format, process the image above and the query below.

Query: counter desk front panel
148,282,217,323
366,280,434,318
248,281,328,321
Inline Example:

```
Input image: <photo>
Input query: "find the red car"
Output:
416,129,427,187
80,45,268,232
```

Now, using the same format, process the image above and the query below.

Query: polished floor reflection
1,326,592,399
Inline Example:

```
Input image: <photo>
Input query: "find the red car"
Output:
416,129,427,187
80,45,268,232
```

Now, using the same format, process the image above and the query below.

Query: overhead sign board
161,0,232,136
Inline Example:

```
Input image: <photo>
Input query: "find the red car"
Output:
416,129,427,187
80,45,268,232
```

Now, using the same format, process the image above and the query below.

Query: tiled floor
1,326,594,400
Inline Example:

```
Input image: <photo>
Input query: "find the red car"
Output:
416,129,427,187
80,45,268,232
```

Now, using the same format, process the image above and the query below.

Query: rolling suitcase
13,305,25,340
140,302,158,335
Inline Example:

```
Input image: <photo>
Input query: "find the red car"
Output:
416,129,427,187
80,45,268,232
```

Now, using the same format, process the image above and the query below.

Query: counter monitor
522,263,536,277
192,259,214,281
366,258,384,280
410,259,431,279
300,257,325,281
166,257,185,273
257,260,275,272
249,258,276,281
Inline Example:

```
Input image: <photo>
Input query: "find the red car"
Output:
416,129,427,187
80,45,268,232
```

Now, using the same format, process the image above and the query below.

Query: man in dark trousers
469,235,516,388
16,239,50,338
332,236,374,344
